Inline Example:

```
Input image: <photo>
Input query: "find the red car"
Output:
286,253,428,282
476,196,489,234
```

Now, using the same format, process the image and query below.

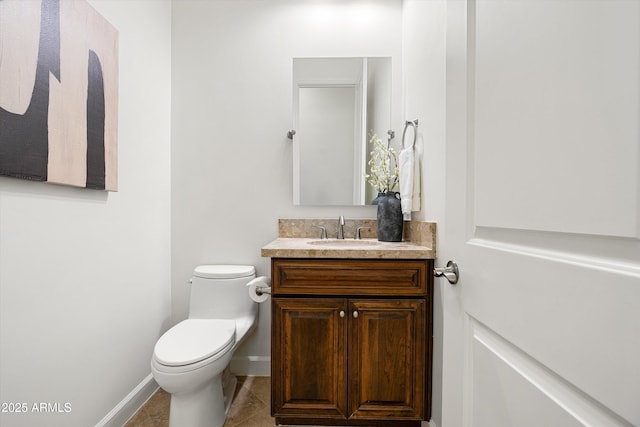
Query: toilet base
221,365,237,415
169,374,225,427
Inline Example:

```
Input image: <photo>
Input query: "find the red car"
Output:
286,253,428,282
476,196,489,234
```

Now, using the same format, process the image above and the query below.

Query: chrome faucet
312,225,327,240
337,216,345,239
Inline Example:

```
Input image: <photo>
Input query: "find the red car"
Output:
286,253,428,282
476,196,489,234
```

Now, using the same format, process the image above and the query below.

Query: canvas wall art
0,0,118,191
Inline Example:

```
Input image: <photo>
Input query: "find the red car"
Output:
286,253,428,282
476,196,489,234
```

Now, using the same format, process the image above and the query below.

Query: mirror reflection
292,57,392,206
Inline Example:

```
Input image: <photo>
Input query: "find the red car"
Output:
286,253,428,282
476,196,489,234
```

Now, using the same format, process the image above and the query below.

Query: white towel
399,121,421,219
411,153,421,212
399,146,414,217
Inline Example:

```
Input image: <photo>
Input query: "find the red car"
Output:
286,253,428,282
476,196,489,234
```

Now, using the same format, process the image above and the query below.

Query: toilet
151,265,259,427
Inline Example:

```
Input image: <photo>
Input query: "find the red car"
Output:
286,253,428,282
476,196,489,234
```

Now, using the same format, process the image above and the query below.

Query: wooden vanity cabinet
270,258,433,427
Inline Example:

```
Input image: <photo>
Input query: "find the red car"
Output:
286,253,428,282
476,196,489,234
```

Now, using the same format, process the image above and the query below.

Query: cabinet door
272,298,348,419
348,299,425,420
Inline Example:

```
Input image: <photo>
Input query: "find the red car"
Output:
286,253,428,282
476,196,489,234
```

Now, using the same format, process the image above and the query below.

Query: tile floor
123,376,274,427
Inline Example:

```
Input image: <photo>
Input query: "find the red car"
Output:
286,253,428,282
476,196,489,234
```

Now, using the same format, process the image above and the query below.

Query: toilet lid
194,265,255,279
154,319,235,366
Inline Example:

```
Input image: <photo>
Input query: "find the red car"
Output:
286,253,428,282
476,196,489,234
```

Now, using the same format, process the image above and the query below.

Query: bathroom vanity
262,219,435,427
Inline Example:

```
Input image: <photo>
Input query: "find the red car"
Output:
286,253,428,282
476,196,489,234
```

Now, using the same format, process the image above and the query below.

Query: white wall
402,1,448,426
0,1,172,426
171,0,403,373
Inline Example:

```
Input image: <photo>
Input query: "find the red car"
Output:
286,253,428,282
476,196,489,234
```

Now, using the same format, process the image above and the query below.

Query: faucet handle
312,225,327,240
355,226,372,240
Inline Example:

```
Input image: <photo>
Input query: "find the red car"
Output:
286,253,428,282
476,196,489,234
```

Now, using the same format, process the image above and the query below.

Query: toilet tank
188,265,257,319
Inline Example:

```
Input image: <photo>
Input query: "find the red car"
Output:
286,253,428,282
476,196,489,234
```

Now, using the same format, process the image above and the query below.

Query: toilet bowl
151,265,258,427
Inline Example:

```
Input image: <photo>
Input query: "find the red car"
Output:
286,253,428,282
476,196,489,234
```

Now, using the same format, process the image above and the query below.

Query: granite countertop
261,237,435,259
261,219,436,260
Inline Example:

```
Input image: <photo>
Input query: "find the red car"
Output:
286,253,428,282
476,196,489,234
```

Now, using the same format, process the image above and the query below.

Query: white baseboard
231,355,271,376
94,373,158,427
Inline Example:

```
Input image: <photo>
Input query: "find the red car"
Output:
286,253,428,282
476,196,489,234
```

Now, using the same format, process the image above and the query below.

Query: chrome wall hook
287,130,296,139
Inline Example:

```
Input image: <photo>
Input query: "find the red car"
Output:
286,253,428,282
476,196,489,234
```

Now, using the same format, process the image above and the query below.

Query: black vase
377,192,403,242
371,192,385,205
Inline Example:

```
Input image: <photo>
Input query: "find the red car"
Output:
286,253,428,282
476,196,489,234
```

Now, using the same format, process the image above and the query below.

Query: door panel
348,299,425,420
472,1,639,238
271,298,348,418
469,319,629,427
442,1,640,426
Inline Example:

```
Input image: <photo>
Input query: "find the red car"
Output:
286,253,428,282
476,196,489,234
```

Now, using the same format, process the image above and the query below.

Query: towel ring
402,119,418,149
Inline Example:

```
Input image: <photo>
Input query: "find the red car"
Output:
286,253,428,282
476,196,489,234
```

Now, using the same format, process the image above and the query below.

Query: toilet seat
153,319,235,367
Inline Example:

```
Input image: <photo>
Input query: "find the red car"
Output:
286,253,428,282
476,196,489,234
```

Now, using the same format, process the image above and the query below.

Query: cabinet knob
339,311,345,318
353,311,359,319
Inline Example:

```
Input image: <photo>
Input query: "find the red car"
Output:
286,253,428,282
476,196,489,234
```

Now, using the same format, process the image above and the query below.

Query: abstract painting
0,0,118,191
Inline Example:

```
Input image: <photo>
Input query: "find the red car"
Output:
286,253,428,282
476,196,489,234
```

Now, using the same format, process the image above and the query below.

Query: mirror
292,57,392,206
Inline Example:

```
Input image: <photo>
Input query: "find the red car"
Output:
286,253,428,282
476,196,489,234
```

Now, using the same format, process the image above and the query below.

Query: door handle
434,260,459,285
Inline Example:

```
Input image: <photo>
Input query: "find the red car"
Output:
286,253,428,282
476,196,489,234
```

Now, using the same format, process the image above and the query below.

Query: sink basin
308,239,380,246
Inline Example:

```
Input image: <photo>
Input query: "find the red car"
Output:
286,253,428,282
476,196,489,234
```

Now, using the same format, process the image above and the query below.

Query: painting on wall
0,0,119,191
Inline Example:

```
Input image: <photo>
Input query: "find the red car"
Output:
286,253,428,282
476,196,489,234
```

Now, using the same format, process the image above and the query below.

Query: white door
439,1,640,426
